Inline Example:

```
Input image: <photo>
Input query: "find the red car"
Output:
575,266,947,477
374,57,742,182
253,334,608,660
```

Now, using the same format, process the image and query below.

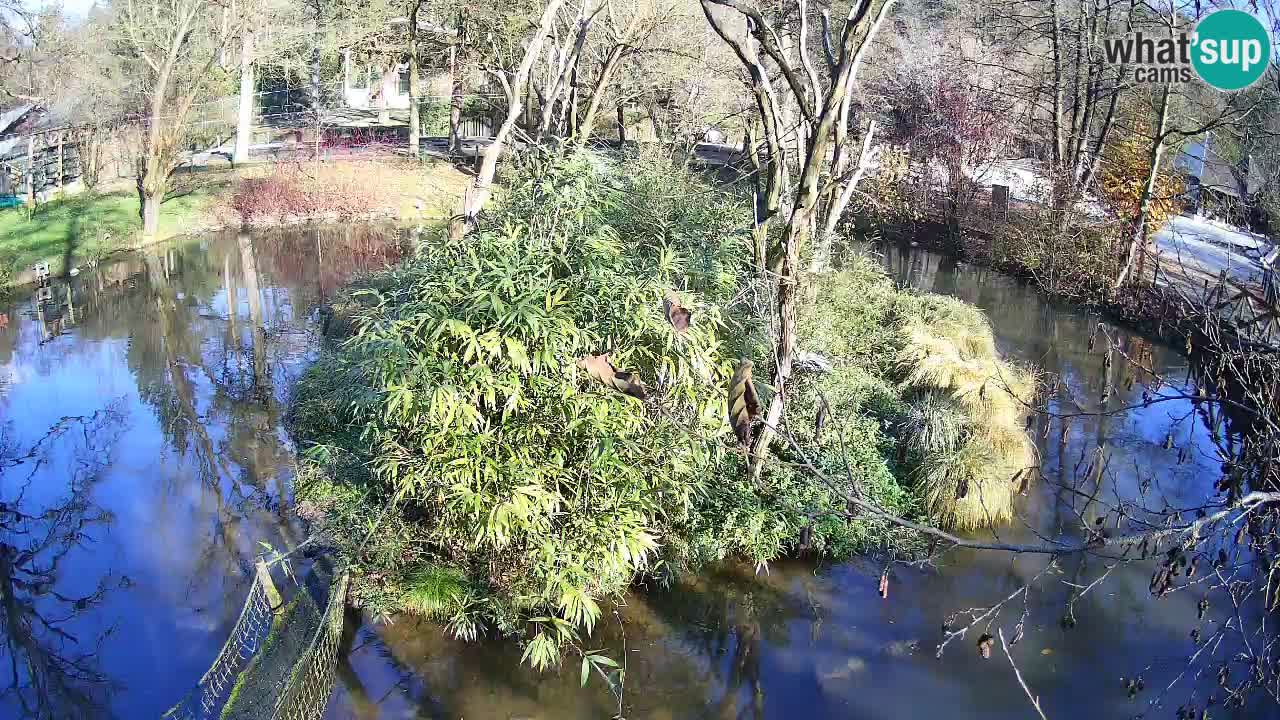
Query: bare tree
702,0,895,480
0,407,125,720
117,0,237,236
448,0,569,242
535,0,600,140
573,0,642,144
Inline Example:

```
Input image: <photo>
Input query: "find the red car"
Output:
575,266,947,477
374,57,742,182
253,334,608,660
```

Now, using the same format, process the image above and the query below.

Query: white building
341,55,418,111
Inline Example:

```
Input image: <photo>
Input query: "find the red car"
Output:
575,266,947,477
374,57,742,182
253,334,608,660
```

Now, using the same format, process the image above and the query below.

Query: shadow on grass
0,184,223,277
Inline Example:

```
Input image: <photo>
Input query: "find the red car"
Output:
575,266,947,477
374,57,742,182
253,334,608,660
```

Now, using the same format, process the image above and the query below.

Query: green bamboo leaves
728,359,761,447
577,352,648,400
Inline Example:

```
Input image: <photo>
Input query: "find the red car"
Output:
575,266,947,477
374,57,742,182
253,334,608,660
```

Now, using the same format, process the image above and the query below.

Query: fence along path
159,558,350,720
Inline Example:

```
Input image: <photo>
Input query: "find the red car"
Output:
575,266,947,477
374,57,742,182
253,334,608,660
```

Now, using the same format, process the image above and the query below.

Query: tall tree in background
702,0,895,480
116,0,237,236
448,0,567,241
231,0,307,164
407,0,424,158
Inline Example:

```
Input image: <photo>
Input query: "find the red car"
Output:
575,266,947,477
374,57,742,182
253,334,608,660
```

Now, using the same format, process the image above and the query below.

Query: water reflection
0,224,407,719
0,405,124,719
0,227,1255,719
329,242,1260,720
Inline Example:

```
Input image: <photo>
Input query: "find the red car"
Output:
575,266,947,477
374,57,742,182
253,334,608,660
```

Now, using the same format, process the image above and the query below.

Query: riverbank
0,157,469,286
872,218,1275,357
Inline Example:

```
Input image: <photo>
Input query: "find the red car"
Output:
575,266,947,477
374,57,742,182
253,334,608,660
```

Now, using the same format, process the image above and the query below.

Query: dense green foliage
292,148,1035,668
295,150,757,666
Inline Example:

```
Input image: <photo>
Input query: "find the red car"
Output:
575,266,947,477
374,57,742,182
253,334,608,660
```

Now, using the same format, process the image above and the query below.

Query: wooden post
26,136,34,204
255,559,283,612
991,184,1009,219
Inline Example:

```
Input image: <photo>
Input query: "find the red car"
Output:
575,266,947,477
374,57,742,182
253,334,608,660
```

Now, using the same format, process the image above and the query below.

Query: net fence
160,574,275,720
159,566,350,720
269,572,350,720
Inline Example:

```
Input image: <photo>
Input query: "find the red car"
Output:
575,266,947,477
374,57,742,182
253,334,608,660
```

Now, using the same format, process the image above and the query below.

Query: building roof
1174,136,1265,198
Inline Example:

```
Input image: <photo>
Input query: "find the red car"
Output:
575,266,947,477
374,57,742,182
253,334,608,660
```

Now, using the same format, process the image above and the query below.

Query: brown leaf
878,570,889,599
727,359,760,447
663,291,692,333
955,476,969,500
577,352,647,400
977,633,993,659
1014,468,1031,496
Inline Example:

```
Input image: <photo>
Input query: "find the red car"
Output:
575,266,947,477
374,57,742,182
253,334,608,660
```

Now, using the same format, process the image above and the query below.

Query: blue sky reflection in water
0,225,406,719
0,228,1269,719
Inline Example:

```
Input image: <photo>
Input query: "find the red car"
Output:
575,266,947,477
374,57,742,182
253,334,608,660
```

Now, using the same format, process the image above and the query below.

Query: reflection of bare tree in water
638,563,806,719
0,405,126,719
136,242,308,621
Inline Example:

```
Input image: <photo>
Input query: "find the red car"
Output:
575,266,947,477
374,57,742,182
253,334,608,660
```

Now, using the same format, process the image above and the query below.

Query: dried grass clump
802,256,1039,532
897,303,1039,531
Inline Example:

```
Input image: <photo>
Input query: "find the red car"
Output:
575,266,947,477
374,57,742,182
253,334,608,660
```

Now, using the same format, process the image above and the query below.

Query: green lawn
0,178,226,280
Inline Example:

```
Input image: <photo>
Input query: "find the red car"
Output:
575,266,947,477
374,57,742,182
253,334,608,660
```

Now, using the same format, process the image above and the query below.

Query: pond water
0,230,1263,719
0,225,408,719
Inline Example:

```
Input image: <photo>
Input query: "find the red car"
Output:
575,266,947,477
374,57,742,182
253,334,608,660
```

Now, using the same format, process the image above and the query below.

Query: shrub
294,149,751,666
229,162,383,224
292,149,1037,671
797,255,1038,531
1097,127,1183,237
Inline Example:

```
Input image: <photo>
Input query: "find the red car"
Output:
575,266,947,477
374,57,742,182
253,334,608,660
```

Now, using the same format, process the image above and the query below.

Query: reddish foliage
319,126,402,154
230,162,383,224
877,63,1012,178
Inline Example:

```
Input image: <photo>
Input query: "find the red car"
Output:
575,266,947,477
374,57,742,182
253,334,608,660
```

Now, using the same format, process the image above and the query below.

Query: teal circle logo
1192,10,1271,91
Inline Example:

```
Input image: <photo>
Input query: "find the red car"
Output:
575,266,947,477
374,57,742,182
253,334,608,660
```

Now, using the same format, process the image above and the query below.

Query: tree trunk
617,103,626,143
238,231,268,391
576,45,625,145
702,0,786,272
377,65,391,125
310,27,321,118
234,31,255,165
448,0,567,242
140,192,160,236
448,45,463,154
813,120,878,273
408,2,421,159
734,0,895,482
744,123,768,270
647,102,665,141
1115,83,1172,291
538,0,595,141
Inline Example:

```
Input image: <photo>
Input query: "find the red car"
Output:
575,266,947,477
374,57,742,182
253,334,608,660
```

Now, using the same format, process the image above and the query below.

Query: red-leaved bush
230,162,385,224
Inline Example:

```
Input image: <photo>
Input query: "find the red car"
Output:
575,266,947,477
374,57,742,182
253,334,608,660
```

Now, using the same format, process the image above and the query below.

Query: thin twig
999,628,1049,720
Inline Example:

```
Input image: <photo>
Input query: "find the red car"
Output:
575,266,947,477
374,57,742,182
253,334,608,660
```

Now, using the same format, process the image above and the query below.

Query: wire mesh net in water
269,572,350,720
160,574,274,720
159,567,350,720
